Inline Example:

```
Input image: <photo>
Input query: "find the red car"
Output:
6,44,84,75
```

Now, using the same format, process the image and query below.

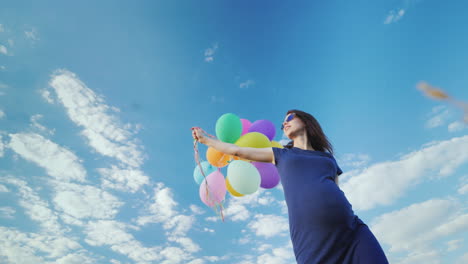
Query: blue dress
272,147,388,264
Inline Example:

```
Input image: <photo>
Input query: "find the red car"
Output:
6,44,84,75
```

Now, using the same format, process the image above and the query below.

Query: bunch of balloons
193,113,284,208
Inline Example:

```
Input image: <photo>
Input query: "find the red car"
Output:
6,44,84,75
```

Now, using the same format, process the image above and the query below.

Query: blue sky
1,0,468,263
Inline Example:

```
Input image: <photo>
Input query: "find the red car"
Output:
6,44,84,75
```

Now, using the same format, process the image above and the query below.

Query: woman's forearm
204,137,240,156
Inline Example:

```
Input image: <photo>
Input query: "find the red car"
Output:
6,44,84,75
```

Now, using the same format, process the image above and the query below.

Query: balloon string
193,129,225,222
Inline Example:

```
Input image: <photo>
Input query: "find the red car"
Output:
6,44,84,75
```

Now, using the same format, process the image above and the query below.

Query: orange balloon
226,178,244,197
206,147,232,167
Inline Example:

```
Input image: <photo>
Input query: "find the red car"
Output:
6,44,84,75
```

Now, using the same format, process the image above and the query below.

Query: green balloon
227,160,260,195
215,113,242,143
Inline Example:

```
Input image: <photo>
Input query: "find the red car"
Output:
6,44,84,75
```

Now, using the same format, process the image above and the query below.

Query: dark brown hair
283,109,334,155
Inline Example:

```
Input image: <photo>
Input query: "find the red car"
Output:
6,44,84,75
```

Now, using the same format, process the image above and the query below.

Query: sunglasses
281,113,296,130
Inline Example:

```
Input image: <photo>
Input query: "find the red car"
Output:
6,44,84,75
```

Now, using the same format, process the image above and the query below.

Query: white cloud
0,134,4,157
448,121,465,132
168,236,201,253
98,165,149,193
0,109,5,119
136,183,194,236
458,183,468,195
1,176,63,234
0,45,7,55
49,70,145,169
456,252,468,264
190,204,205,215
384,8,406,24
371,198,468,254
9,133,87,182
25,28,39,41
0,184,9,192
394,250,441,264
240,80,255,89
338,153,371,169
384,0,425,25
210,95,224,103
30,114,55,135
204,43,218,62
341,135,468,210
0,227,82,263
426,106,451,129
54,252,95,264
446,239,463,252
85,220,162,263
221,190,278,222
203,227,214,233
40,88,55,104
238,243,294,264
247,214,289,238
0,24,4,32
0,206,15,219
53,182,123,220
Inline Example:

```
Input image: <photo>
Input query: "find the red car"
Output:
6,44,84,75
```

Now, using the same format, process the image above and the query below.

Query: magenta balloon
199,170,227,207
248,120,276,141
252,162,280,189
240,119,252,136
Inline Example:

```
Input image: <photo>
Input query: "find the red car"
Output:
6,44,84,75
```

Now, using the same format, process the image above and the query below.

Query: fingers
191,127,202,141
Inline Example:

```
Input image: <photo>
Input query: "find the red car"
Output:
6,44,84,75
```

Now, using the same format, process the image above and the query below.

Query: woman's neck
292,131,314,151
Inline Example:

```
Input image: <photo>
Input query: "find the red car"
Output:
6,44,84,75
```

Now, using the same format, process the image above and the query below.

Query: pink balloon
252,162,280,189
199,170,227,207
240,119,252,136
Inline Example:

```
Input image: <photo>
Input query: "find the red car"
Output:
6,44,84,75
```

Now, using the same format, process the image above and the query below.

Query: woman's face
282,113,305,139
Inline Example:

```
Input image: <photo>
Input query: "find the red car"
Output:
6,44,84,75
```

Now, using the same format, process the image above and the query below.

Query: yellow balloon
235,132,271,148
226,178,244,197
271,141,284,149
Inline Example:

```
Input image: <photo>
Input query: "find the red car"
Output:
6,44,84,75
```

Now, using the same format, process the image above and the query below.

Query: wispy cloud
341,135,468,210
0,109,4,120
448,121,466,132
384,9,406,24
240,80,255,89
0,45,7,55
0,227,88,263
1,176,64,234
48,70,149,192
53,182,123,221
210,95,224,103
30,114,55,135
25,28,39,42
8,133,87,182
204,43,218,62
371,198,468,263
0,24,4,32
98,165,149,193
0,206,15,219
85,220,162,263
39,88,55,104
384,0,423,25
247,214,289,238
49,70,146,168
425,105,452,129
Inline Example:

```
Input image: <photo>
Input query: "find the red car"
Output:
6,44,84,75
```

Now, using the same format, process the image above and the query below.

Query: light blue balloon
226,160,260,195
193,161,217,185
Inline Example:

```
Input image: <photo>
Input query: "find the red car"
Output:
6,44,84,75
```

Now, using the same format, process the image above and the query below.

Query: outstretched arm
192,127,274,163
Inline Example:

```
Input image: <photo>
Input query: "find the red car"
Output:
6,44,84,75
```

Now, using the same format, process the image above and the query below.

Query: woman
192,109,388,264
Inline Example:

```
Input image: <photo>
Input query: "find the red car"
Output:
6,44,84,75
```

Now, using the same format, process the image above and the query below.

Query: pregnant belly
287,183,355,229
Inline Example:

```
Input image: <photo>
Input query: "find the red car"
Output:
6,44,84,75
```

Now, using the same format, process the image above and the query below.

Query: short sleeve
272,147,286,165
336,163,343,176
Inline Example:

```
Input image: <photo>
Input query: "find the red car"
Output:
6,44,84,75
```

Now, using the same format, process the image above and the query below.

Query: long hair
283,109,334,155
